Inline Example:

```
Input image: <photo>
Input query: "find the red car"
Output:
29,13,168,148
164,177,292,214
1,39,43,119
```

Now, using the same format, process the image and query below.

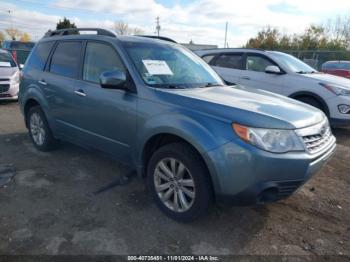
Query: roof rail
135,35,177,43
44,28,116,38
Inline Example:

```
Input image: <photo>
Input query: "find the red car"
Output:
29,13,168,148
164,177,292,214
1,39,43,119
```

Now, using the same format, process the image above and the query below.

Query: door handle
38,80,47,86
74,89,86,97
241,76,250,80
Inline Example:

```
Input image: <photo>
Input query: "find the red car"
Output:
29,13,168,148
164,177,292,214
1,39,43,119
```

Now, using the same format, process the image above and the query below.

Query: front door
239,53,286,94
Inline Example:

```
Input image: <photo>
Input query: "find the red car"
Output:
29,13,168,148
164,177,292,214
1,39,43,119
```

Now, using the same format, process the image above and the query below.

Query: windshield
122,41,224,88
0,52,16,67
269,52,316,73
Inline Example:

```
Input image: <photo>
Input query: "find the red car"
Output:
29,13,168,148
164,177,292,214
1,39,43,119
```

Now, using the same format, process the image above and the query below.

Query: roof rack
44,28,116,38
135,35,177,43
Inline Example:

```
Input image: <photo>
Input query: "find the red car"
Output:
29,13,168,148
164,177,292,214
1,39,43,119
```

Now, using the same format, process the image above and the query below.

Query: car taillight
12,50,17,63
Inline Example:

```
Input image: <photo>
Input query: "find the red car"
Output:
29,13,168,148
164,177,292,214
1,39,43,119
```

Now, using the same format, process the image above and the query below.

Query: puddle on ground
0,165,16,187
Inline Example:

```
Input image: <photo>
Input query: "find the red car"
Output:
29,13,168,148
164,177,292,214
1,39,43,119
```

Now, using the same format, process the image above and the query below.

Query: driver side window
83,42,126,83
246,55,275,72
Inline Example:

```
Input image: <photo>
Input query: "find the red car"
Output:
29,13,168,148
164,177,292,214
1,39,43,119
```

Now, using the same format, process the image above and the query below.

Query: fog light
338,104,350,114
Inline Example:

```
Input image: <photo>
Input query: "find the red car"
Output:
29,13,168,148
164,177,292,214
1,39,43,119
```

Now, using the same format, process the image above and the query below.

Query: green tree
56,17,77,30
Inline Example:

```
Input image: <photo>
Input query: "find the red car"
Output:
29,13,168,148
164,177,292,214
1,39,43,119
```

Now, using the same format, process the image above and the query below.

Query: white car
0,49,20,101
195,48,350,126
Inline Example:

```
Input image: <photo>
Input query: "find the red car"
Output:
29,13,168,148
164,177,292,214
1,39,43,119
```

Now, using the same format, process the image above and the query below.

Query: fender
22,84,56,130
135,112,234,191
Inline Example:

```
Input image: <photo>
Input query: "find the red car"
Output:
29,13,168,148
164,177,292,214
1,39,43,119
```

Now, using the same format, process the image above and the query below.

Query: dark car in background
321,61,350,79
1,40,35,67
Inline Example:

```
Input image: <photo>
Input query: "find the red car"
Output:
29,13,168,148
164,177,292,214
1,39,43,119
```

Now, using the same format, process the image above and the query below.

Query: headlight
320,83,350,96
10,71,20,84
233,123,304,153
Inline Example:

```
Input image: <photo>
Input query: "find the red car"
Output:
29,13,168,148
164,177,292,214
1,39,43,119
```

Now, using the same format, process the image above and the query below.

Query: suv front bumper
203,136,336,205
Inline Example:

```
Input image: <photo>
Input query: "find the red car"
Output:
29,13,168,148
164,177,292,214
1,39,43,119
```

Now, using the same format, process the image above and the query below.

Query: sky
1,0,350,47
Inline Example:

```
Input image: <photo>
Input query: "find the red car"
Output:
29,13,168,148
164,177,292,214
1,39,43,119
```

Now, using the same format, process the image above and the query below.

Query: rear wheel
27,106,58,151
147,142,213,222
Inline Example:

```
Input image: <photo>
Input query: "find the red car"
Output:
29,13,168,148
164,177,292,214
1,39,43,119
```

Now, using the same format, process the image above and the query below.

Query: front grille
0,84,10,93
0,78,9,82
276,180,303,198
296,118,335,154
302,127,332,154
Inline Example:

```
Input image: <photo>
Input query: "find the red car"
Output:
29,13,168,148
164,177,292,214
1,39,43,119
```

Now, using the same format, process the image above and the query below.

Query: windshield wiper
296,70,318,74
200,83,223,88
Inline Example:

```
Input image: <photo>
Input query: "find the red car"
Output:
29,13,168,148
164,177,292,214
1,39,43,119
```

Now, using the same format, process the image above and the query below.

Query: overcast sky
1,0,350,46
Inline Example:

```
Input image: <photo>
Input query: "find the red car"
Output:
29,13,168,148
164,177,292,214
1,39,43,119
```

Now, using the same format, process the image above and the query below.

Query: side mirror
100,70,126,89
265,65,281,74
19,64,24,70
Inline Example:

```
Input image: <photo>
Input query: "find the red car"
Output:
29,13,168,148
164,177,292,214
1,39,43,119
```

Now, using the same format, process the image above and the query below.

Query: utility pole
155,16,161,37
224,22,228,48
8,10,15,40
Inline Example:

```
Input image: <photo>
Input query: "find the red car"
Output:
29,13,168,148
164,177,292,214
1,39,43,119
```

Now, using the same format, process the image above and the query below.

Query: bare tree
133,27,144,35
324,15,350,48
114,21,130,35
114,21,144,35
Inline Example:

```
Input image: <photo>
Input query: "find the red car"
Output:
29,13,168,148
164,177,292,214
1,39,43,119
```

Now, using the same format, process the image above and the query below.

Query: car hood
158,85,324,129
0,67,17,78
301,72,350,88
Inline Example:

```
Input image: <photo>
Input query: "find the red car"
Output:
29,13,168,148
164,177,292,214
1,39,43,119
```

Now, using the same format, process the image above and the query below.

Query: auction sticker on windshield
142,60,173,75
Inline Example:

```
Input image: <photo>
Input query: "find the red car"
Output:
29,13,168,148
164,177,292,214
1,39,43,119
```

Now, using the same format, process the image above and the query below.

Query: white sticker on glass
142,60,173,75
0,62,11,67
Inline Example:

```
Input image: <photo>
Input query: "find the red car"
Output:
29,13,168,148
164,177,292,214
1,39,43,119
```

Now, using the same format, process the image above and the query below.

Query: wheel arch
289,91,330,116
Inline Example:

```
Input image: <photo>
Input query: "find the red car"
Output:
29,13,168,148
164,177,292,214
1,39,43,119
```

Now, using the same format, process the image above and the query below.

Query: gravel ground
0,101,349,259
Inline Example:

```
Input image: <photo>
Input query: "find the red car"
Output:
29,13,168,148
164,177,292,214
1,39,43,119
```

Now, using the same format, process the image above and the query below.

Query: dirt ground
0,101,349,258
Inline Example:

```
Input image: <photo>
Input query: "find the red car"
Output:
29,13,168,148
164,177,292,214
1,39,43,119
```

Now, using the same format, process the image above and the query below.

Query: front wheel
147,142,213,222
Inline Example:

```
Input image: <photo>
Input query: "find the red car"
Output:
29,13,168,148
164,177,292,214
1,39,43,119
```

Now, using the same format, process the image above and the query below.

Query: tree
114,21,144,35
5,28,22,40
245,24,349,51
19,32,31,42
0,31,4,42
114,21,130,35
56,17,77,30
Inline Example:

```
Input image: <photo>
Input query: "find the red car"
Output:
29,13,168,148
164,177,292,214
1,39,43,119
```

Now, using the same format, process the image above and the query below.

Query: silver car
0,49,20,100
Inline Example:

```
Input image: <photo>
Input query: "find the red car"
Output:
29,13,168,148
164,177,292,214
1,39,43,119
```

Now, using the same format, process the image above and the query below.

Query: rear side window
83,42,126,83
202,54,215,64
26,41,54,70
212,53,243,69
50,42,82,78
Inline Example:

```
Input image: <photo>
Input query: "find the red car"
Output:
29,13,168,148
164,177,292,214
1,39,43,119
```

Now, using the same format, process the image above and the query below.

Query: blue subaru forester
19,28,336,222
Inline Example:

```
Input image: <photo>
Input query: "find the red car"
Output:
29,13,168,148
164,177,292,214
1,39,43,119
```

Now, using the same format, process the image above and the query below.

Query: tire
27,106,58,151
147,142,213,222
296,97,325,113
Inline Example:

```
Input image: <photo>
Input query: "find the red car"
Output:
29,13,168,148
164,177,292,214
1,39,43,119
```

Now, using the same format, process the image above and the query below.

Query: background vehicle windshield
270,52,316,73
0,52,16,67
123,41,224,88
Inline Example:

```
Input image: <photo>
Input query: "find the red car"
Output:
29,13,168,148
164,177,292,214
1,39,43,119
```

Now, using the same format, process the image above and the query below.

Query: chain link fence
283,50,350,70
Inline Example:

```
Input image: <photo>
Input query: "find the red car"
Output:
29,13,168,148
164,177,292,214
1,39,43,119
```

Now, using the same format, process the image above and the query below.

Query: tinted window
213,53,243,69
246,55,275,72
83,42,125,83
202,54,215,64
50,42,82,78
26,41,54,70
0,52,16,67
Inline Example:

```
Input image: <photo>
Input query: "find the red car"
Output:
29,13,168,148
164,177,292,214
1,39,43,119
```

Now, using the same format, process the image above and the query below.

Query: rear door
208,52,244,84
239,53,286,94
42,40,84,139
